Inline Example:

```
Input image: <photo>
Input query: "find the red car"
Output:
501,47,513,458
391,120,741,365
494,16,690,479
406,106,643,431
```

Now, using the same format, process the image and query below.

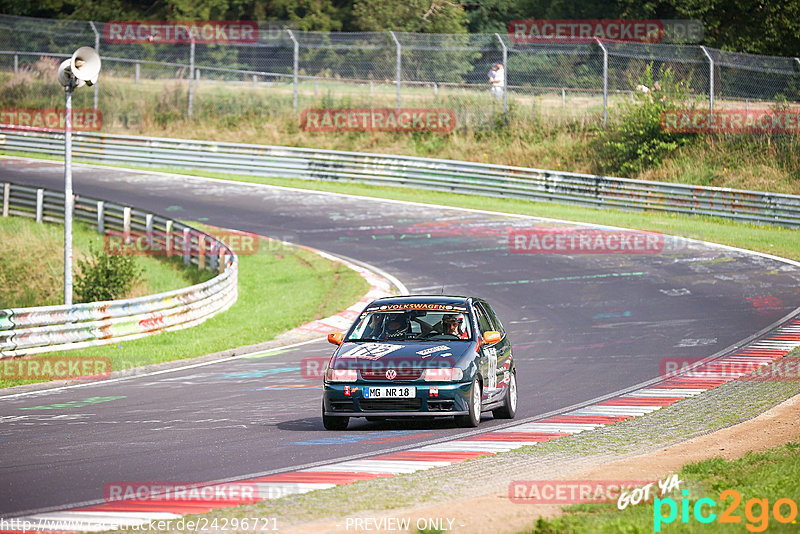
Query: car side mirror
483,331,502,344
328,332,344,346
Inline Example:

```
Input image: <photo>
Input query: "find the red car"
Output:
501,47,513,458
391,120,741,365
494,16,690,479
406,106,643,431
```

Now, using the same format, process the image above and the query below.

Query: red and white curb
5,319,799,532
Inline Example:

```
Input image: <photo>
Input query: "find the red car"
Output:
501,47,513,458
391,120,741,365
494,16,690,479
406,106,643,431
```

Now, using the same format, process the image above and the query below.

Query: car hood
331,341,474,370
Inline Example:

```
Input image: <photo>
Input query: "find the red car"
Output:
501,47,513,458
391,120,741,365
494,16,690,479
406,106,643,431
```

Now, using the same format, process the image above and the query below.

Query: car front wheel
322,401,349,430
455,377,481,428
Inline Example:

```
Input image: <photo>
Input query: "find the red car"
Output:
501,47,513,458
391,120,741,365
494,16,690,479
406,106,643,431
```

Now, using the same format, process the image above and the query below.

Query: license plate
363,386,416,399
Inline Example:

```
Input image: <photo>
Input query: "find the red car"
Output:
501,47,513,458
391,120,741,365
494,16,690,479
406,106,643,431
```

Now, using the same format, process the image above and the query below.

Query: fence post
700,46,714,111
135,62,140,84
13,54,18,74
595,38,608,127
389,31,401,111
286,29,299,113
188,38,195,118
96,200,104,233
2,183,9,217
89,21,100,110
36,188,43,223
562,88,566,108
495,33,508,116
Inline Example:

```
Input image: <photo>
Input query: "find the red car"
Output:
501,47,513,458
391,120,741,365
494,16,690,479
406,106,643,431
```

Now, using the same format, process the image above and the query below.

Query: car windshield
347,307,472,342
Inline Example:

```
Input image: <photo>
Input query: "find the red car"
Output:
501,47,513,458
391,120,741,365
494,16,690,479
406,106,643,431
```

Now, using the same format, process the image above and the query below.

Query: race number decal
339,343,403,361
485,347,497,390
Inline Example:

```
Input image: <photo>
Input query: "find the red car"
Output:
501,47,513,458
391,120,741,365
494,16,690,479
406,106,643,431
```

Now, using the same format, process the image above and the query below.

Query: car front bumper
323,381,472,417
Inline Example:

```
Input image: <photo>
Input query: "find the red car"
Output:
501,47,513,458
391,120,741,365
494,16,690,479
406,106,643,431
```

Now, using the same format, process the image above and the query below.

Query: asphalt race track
2,157,800,516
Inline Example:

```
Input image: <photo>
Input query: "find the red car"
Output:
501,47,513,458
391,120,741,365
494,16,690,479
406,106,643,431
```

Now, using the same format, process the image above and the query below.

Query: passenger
442,314,469,339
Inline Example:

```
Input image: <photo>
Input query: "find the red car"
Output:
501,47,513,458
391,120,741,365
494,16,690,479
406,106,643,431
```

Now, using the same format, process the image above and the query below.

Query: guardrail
2,128,800,228
0,181,238,358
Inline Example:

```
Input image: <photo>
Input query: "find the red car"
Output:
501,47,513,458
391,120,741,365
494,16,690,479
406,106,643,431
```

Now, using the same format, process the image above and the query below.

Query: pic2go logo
654,489,799,532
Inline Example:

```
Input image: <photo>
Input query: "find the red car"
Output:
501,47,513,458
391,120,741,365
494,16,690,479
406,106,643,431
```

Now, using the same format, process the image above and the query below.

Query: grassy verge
2,70,799,195
0,227,369,388
0,215,208,308
528,440,800,533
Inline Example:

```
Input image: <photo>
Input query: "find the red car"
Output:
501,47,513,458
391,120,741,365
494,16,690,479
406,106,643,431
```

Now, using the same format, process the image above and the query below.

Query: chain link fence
1,13,799,131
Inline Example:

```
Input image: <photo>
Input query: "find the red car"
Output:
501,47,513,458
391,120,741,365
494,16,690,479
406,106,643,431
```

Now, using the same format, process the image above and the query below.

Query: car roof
367,295,473,306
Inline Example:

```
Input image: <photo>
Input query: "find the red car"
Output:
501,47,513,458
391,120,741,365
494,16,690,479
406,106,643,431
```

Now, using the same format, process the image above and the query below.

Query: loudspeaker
58,47,101,88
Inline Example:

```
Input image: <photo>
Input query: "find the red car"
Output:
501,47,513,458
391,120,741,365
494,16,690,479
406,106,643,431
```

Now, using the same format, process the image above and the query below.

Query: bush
75,244,142,303
594,64,697,176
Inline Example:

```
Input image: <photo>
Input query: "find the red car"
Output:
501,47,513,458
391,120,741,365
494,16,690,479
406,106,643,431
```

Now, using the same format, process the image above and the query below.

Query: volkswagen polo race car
322,295,516,430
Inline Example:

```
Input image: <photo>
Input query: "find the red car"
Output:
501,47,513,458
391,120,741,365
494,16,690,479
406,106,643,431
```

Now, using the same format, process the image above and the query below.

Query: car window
473,303,494,334
347,308,472,341
481,302,505,335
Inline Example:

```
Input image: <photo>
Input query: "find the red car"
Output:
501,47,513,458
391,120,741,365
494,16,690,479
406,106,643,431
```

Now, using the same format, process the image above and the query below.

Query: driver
442,314,469,339
383,314,409,339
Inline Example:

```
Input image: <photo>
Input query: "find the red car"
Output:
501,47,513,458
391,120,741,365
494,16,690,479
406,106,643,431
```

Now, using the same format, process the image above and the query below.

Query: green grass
525,440,800,533
1,221,369,388
0,215,207,308
3,69,799,195
1,238,368,387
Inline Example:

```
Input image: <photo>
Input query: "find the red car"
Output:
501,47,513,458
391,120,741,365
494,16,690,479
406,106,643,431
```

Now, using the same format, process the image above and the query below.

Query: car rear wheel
455,377,481,428
322,401,349,430
492,371,517,419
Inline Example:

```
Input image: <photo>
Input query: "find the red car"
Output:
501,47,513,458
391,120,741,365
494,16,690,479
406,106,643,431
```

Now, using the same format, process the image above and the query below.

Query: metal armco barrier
0,181,238,357
2,128,800,228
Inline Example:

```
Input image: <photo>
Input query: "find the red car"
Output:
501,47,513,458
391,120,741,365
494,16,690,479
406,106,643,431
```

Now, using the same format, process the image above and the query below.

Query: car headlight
325,368,357,382
423,367,463,381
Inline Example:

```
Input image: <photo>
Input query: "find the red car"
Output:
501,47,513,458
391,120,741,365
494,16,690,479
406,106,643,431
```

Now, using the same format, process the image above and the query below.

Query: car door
473,301,507,403
481,301,513,392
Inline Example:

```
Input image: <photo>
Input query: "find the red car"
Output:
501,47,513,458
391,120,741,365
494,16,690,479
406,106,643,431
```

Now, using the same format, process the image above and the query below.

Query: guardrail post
700,46,714,111
286,29,299,113
2,183,8,217
183,227,191,265
96,200,104,233
145,213,153,251
135,62,140,84
188,38,195,119
495,33,508,116
123,206,131,242
165,219,173,256
595,38,608,127
198,234,206,270
35,189,43,223
389,31,402,111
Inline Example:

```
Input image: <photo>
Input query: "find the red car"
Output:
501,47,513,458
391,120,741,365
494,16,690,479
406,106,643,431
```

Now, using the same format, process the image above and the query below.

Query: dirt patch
283,392,800,534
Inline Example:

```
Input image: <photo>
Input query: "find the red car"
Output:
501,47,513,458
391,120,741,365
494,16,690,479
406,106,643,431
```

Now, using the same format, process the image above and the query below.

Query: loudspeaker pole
57,46,101,305
64,79,74,305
